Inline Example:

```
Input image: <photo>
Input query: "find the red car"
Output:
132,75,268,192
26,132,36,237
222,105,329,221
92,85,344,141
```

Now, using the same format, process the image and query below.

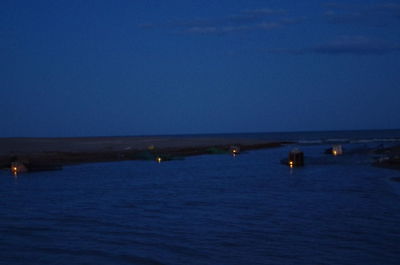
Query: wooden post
288,149,304,167
10,161,28,175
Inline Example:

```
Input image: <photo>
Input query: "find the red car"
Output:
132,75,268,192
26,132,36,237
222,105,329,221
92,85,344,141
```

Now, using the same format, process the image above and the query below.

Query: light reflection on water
0,144,400,265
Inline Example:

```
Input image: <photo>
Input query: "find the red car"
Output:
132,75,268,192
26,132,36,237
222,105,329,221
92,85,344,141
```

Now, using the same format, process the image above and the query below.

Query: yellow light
289,161,294,168
156,157,162,163
333,150,337,156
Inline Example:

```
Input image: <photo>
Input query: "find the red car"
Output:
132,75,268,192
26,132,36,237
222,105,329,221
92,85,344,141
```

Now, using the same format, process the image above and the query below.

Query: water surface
1,144,400,265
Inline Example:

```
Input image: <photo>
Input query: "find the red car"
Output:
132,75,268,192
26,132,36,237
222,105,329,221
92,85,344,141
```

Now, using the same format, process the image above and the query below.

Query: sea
1,130,400,265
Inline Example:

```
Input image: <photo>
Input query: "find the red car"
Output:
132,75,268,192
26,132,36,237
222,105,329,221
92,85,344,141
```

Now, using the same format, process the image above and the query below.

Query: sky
1,0,399,137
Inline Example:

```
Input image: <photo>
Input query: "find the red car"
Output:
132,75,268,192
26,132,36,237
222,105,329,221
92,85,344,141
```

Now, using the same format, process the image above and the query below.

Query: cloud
257,22,282,30
185,26,218,34
377,3,400,19
181,17,305,35
269,36,400,55
225,9,285,24
139,8,305,35
242,8,286,16
182,20,285,35
323,2,400,27
184,26,250,34
312,36,400,54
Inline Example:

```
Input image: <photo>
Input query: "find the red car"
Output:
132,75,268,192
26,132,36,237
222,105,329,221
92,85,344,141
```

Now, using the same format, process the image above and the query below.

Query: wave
298,138,400,145
350,138,400,144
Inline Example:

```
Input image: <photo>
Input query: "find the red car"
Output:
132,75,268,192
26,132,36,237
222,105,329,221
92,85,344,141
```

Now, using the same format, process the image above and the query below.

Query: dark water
170,129,400,143
1,132,400,265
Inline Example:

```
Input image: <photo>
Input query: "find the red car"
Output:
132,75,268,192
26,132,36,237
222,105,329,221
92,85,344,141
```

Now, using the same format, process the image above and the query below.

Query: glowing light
331,145,343,156
156,157,162,163
230,145,240,156
11,166,18,176
289,161,294,168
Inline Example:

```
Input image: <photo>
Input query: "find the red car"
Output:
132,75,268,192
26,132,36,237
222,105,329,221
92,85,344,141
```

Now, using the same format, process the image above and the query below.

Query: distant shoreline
2,134,400,173
0,136,288,170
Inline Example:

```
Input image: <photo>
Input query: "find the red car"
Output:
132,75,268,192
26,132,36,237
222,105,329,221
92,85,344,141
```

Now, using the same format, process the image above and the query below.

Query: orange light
11,166,18,176
289,161,294,168
333,150,337,156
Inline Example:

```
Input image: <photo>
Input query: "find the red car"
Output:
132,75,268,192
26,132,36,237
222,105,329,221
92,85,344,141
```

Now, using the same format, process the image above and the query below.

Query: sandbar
0,136,287,170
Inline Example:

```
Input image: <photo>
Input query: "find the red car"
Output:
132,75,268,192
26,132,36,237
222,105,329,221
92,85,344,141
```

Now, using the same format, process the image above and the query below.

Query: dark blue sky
1,0,399,137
